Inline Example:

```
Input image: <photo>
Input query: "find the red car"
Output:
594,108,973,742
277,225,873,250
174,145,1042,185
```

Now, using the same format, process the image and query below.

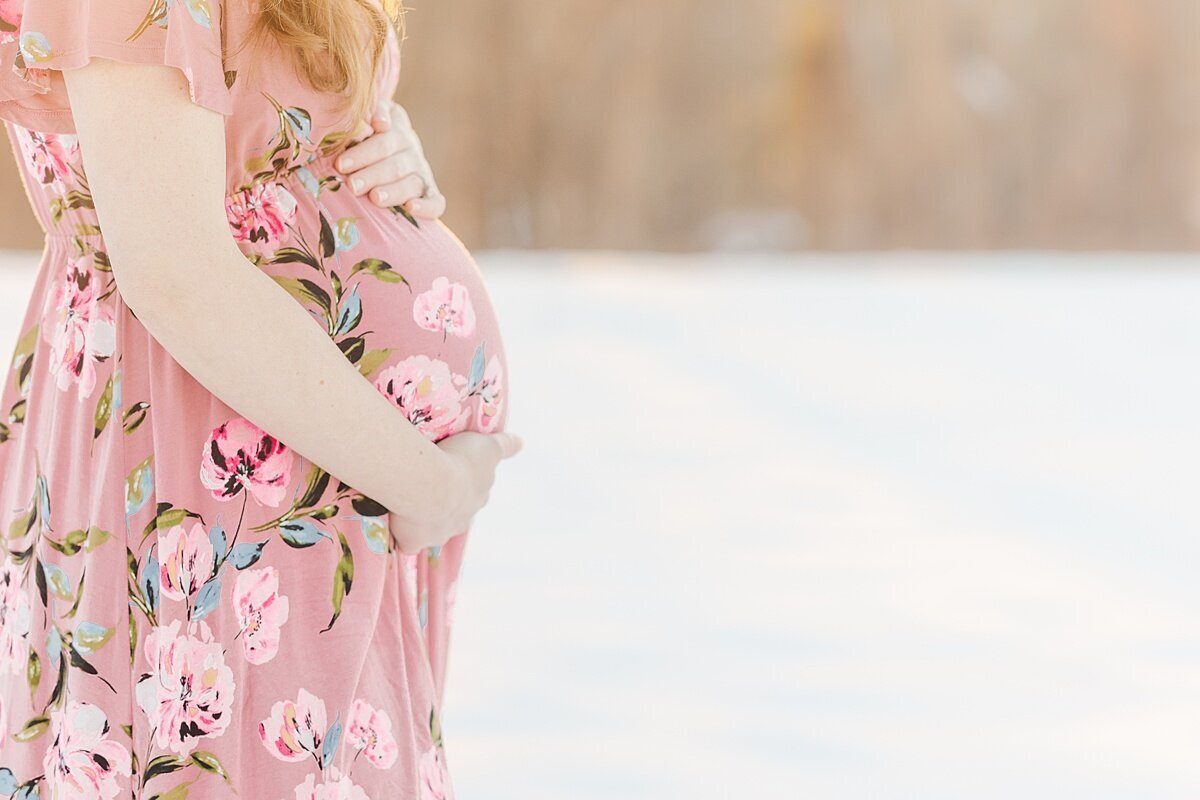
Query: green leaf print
45,528,88,556
356,348,393,378
322,529,355,633
143,754,187,784
123,401,150,434
152,780,197,800
337,336,365,364
349,258,410,288
125,455,155,517
8,398,25,427
271,276,333,324
298,466,331,510
64,567,87,618
267,247,320,271
26,649,40,703
189,751,233,785
319,212,336,259
13,715,49,743
94,374,114,439
34,559,47,607
10,323,38,395
430,706,444,748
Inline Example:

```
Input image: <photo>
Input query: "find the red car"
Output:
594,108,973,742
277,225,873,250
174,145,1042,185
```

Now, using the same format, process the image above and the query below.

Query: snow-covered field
3,249,1200,799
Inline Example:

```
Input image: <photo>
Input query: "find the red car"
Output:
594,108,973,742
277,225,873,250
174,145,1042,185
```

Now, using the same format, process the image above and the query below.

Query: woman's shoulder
0,0,236,134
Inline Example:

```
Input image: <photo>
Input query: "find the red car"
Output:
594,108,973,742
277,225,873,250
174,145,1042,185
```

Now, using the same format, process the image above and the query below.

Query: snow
2,249,1199,798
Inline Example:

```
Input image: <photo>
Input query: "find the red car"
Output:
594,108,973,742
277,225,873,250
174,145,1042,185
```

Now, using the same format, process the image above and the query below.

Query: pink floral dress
0,0,510,797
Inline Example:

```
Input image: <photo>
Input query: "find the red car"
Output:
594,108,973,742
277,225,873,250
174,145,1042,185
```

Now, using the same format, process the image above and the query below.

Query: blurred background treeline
4,0,1200,251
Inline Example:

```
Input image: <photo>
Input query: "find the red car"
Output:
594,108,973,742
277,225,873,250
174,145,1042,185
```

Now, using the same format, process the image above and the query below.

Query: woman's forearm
58,60,454,530
117,236,454,524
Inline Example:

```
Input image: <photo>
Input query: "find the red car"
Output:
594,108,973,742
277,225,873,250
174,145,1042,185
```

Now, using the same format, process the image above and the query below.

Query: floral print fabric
0,0,510,797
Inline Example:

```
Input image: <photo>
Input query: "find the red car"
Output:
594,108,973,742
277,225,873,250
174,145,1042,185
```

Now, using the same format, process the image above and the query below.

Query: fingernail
376,189,389,202
409,199,425,216
339,157,353,171
351,177,363,193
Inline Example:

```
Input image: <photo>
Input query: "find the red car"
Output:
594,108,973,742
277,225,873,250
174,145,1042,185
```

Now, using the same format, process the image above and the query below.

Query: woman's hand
388,430,524,555
335,98,446,219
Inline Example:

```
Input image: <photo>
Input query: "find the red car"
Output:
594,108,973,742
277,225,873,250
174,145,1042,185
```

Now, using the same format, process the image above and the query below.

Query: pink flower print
345,698,399,769
135,619,236,756
259,688,327,763
374,355,469,442
0,0,21,46
43,701,132,800
413,277,476,340
45,254,115,400
15,126,79,184
419,745,453,800
157,520,215,602
291,768,369,800
233,566,290,665
226,181,298,247
475,355,504,433
0,560,31,674
200,417,295,507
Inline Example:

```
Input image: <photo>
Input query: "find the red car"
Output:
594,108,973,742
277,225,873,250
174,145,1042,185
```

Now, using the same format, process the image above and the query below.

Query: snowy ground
3,249,1200,799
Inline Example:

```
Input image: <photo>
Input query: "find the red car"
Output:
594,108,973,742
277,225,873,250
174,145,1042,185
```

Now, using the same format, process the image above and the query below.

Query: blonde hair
236,0,405,130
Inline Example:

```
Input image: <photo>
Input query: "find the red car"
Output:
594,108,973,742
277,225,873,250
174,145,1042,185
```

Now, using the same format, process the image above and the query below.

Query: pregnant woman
0,0,521,797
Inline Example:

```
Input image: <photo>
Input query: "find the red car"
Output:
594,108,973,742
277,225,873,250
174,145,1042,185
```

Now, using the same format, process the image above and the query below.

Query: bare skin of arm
62,59,521,554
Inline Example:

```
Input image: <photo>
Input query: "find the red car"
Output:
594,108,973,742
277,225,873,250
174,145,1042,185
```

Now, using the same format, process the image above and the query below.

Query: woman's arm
60,58,500,550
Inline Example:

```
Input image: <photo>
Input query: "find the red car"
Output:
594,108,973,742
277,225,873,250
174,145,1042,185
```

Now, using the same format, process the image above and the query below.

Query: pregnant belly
227,176,510,441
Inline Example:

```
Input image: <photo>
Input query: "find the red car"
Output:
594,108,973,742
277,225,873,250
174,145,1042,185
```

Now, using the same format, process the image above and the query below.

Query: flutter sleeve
0,0,233,133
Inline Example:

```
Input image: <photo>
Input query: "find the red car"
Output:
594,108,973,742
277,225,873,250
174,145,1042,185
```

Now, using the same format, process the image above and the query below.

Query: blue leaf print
296,165,321,198
112,368,123,411
18,32,51,65
360,516,388,554
334,286,363,337
140,550,161,613
0,768,15,796
209,522,228,566
279,520,328,548
183,0,213,28
321,714,343,768
334,218,360,252
46,626,61,665
284,107,313,143
12,782,38,800
192,576,222,621
468,341,486,391
227,540,268,570
42,563,71,599
72,621,112,655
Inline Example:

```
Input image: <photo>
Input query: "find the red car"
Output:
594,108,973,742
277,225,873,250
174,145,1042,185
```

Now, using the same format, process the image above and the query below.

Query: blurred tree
4,0,1200,251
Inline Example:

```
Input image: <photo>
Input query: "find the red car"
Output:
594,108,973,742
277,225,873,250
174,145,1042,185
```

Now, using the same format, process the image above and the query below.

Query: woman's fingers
367,173,426,206
491,432,524,460
332,101,447,216
370,99,392,132
347,150,419,195
406,192,447,219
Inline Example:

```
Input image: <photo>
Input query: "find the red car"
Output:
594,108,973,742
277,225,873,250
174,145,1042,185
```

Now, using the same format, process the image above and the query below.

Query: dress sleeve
0,0,233,133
